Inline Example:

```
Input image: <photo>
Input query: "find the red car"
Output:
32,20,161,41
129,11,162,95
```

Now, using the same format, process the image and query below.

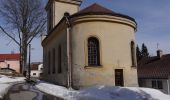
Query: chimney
157,49,163,58
7,64,10,69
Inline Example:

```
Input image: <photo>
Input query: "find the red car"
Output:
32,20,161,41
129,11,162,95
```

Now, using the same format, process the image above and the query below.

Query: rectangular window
152,80,157,88
43,51,46,74
33,73,36,75
157,81,163,89
48,51,51,74
115,69,124,86
52,48,56,74
58,45,62,73
152,80,163,89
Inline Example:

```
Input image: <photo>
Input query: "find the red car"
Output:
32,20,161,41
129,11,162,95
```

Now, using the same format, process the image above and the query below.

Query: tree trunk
19,46,23,73
21,34,28,75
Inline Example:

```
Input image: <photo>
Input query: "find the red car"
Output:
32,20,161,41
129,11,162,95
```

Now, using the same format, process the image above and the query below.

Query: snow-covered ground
0,75,25,99
36,81,170,100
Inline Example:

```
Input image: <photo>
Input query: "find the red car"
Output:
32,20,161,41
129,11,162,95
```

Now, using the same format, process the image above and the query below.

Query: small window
152,80,163,89
40,73,43,76
33,73,36,75
157,81,163,89
131,41,136,67
40,68,43,70
48,51,51,74
88,37,100,66
52,48,56,74
58,45,62,73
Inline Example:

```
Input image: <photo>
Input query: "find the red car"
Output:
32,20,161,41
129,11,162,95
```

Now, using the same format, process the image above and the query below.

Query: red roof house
0,53,20,61
0,53,20,73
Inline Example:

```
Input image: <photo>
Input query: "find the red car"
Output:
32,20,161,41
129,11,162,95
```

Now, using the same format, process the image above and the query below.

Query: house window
58,45,62,73
88,37,100,66
52,48,56,74
131,41,136,67
43,52,46,72
33,73,36,75
152,80,163,89
48,51,51,74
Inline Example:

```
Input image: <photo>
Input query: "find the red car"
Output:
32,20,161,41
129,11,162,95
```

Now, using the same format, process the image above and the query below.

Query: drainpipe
64,12,72,89
167,75,170,95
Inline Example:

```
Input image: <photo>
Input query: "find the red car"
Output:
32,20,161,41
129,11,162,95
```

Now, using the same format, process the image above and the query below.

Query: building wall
0,60,20,73
31,70,42,77
53,1,80,26
139,79,170,94
31,64,43,78
71,15,138,88
42,23,68,86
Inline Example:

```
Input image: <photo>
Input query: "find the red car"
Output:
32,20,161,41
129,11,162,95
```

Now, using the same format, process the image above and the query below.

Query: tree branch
0,26,20,46
27,20,46,45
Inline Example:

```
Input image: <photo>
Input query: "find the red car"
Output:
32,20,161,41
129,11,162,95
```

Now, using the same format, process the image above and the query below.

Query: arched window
131,41,136,67
88,37,100,66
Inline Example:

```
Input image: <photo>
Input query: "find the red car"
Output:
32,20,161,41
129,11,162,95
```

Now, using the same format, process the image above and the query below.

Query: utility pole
28,44,31,81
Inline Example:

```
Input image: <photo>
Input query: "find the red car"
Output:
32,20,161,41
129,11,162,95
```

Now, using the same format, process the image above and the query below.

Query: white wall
139,79,170,94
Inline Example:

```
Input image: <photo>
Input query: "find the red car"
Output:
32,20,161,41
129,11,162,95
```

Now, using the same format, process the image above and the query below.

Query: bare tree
0,0,46,74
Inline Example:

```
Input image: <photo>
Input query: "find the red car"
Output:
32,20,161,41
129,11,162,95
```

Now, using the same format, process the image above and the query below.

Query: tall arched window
131,41,136,67
88,37,100,66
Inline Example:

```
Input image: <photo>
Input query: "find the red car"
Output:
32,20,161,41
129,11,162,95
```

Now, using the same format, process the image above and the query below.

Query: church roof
72,3,136,23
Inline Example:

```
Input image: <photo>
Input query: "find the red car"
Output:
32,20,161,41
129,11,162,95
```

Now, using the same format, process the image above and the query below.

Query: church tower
46,0,82,32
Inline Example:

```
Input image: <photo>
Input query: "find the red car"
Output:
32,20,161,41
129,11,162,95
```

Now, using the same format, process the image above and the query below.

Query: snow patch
36,81,170,100
0,75,26,99
0,84,11,99
0,75,25,84
35,81,78,99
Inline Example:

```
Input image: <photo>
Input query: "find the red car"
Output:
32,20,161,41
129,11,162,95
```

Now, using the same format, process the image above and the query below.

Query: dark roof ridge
71,3,136,23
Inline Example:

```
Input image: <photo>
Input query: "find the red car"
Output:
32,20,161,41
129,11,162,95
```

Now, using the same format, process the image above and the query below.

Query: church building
42,0,138,89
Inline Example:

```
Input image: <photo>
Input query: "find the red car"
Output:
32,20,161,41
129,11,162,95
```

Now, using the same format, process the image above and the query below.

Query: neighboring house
30,62,43,78
0,53,20,73
138,50,170,94
42,0,138,89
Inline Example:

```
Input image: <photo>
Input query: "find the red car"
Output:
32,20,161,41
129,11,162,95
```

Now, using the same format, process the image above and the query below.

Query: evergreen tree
136,45,142,62
141,43,149,58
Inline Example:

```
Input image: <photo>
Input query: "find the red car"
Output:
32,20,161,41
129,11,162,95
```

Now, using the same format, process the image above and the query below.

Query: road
3,83,62,100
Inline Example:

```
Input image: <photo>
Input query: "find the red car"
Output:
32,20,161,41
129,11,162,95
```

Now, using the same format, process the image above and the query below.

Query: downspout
64,12,72,89
167,75,170,94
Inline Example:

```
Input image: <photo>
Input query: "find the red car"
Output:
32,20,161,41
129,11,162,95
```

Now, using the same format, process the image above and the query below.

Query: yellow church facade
42,0,138,89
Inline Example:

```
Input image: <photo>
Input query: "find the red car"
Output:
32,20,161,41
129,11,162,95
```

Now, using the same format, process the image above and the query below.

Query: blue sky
0,0,170,62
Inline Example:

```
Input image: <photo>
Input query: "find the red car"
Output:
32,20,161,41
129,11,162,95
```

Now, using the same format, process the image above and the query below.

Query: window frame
87,37,100,66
